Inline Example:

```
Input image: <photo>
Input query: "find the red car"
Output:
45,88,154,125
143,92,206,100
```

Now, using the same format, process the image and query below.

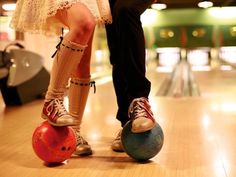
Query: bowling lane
192,66,236,97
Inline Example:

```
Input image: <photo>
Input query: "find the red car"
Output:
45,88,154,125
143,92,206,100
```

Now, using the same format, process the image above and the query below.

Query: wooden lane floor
0,66,236,177
192,67,236,97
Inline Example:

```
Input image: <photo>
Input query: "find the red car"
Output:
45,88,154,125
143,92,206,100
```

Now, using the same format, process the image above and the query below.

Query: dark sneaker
73,130,92,156
111,130,124,152
128,97,156,133
41,99,78,126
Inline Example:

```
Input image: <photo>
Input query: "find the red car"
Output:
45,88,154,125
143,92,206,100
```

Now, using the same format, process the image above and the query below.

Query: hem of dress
10,0,112,36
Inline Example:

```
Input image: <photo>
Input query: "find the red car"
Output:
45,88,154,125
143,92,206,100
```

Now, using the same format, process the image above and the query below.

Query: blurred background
0,0,235,71
0,0,236,104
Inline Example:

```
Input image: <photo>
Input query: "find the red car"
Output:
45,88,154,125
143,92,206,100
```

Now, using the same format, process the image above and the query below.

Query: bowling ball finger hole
61,146,66,151
61,146,72,151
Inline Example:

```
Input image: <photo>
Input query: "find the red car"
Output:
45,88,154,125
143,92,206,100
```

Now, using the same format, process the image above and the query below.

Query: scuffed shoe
129,97,156,133
73,130,92,156
111,130,124,152
41,99,78,126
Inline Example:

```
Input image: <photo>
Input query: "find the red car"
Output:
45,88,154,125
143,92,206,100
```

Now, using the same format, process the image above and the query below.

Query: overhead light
141,9,158,26
2,3,16,11
198,1,213,8
209,7,236,19
151,3,167,10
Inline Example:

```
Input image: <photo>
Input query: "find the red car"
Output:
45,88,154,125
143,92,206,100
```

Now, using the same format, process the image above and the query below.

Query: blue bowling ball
121,121,164,161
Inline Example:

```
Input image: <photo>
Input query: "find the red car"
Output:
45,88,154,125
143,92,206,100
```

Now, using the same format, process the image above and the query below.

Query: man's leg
105,0,129,152
112,0,156,133
105,0,130,127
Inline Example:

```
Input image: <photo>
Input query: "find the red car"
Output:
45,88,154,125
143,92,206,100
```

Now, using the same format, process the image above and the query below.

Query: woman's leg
68,34,94,156
42,3,96,127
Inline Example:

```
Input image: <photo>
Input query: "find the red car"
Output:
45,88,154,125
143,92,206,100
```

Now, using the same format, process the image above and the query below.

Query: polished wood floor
0,63,236,177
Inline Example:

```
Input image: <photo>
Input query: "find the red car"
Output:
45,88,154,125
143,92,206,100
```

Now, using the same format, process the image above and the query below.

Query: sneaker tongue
54,99,67,115
76,135,87,145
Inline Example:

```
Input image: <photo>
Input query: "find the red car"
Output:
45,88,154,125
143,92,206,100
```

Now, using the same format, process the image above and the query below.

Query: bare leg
69,33,94,155
42,3,96,126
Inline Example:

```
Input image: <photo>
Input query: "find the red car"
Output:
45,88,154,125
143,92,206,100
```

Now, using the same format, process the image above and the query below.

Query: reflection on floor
0,63,236,177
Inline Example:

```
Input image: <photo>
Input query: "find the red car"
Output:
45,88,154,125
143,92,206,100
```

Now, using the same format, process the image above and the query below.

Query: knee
81,18,96,33
70,17,96,37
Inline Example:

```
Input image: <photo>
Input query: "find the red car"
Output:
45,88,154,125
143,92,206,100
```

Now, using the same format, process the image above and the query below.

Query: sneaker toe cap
74,145,92,156
56,116,78,126
111,140,124,152
131,117,156,133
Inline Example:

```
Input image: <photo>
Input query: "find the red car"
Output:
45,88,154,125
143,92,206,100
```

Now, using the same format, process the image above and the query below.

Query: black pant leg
113,0,153,100
105,0,154,126
105,0,130,126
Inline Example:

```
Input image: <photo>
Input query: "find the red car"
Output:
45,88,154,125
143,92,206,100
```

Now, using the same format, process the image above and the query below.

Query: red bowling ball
32,121,76,163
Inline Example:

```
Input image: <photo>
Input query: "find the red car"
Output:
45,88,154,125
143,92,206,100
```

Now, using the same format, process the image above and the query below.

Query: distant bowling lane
192,66,236,97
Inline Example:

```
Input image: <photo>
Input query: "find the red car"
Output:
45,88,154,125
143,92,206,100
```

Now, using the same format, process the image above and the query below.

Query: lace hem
10,0,112,36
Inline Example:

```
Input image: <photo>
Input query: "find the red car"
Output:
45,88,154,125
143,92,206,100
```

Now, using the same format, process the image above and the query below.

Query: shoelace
129,98,154,119
114,130,122,141
90,81,96,94
46,99,67,117
75,131,88,145
70,80,96,93
51,36,63,58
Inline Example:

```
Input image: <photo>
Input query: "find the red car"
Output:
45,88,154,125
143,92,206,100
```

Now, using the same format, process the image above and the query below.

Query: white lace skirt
10,0,112,35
